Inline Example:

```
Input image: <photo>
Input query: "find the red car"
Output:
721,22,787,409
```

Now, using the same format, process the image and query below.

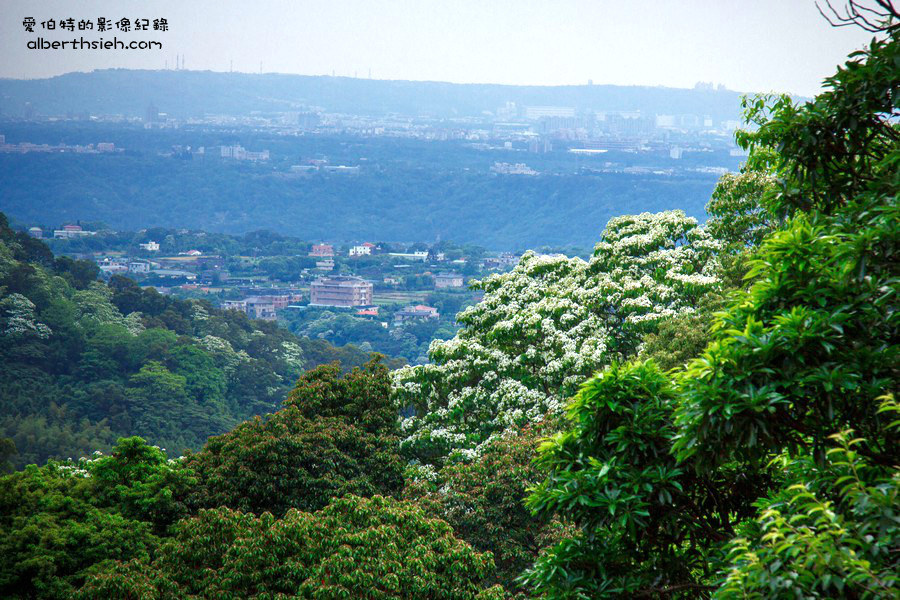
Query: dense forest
1,18,897,600
0,220,399,469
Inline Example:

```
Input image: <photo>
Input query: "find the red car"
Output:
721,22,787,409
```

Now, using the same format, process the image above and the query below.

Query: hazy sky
0,0,877,96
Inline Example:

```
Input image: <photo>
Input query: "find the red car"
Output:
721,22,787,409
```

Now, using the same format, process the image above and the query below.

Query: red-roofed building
394,305,439,323
310,244,335,257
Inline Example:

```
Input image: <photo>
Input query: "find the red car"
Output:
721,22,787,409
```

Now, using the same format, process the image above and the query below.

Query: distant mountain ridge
0,69,747,119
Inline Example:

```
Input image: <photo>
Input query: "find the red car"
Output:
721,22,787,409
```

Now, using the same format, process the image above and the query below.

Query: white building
221,145,270,161
322,165,360,174
98,262,129,275
222,300,247,312
139,241,160,252
53,225,96,239
435,273,464,289
525,106,576,120
491,162,537,175
349,245,372,257
388,251,428,261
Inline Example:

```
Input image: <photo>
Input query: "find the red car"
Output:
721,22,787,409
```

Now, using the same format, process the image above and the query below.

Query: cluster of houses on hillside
222,293,303,320
28,224,98,240
309,242,431,263
93,245,223,282
218,276,443,325
310,242,446,261
38,223,522,329
96,256,200,280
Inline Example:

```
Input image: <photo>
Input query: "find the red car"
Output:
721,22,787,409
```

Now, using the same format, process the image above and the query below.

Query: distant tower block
145,103,159,123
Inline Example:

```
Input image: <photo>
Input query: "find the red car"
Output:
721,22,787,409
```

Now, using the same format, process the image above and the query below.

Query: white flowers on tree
394,210,722,463
198,334,251,375
73,282,144,335
280,340,306,375
0,293,51,339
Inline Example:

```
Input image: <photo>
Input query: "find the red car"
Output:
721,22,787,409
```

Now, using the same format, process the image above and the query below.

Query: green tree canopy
78,495,505,600
186,359,405,516
525,24,899,599
0,437,193,599
404,423,572,594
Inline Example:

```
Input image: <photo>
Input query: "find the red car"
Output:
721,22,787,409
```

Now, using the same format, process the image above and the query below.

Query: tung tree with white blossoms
393,210,722,464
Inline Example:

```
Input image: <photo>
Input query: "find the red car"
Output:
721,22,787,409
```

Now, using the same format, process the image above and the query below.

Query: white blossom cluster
0,293,52,339
198,335,252,374
280,340,306,375
123,311,146,336
55,449,106,478
394,211,721,463
190,303,210,322
73,283,125,327
72,282,145,336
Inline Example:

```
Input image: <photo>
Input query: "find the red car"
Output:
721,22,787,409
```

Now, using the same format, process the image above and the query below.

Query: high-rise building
145,103,159,124
297,112,321,129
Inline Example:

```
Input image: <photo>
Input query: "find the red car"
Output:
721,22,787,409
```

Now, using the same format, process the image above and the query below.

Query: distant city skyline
0,0,879,97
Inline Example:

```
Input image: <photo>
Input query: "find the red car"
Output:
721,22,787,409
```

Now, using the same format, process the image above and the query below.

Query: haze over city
0,0,876,96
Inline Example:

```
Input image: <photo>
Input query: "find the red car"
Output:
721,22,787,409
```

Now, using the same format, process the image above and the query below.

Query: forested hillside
0,17,896,600
0,217,396,469
0,150,725,248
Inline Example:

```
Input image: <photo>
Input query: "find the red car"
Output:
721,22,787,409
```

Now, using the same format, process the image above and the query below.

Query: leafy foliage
3,17,897,600
673,198,898,469
404,423,572,594
526,28,900,599
524,362,756,598
284,305,459,366
185,359,405,517
284,357,398,435
78,495,505,600
735,34,898,217
705,166,778,249
0,438,193,599
639,292,728,372
717,398,900,599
